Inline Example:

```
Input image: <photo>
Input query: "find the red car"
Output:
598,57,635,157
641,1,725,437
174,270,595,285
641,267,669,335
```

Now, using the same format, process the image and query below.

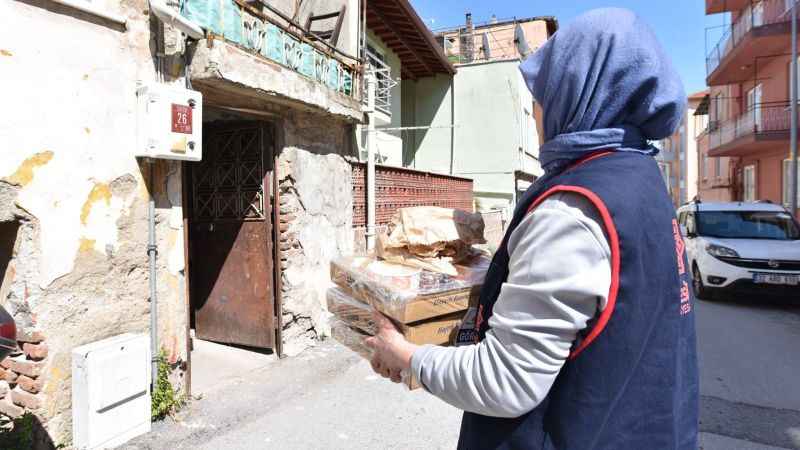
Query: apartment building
656,90,708,207
405,14,557,216
702,0,800,215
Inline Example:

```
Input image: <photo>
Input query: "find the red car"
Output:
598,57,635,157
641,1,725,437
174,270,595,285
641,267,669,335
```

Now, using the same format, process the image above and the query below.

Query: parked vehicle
676,201,800,301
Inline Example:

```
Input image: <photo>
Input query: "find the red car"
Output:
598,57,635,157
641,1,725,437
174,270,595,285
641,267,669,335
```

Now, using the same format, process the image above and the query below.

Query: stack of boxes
327,254,488,389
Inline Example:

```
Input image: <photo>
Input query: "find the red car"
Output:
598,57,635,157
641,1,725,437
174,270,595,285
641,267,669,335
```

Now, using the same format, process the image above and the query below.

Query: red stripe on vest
526,185,621,360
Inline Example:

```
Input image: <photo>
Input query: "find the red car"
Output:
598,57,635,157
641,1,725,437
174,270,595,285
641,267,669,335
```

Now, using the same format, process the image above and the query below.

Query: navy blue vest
458,151,698,450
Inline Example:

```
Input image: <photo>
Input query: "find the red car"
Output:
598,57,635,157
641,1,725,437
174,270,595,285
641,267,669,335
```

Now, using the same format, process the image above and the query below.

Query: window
696,211,799,240
694,113,709,138
752,1,765,27
685,212,697,235
746,84,763,131
658,162,671,190
783,159,800,207
713,92,725,124
702,153,709,179
743,165,756,202
715,157,722,178
678,211,687,226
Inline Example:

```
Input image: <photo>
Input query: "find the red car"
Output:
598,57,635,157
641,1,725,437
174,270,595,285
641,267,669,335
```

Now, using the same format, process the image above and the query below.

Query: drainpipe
365,73,377,251
149,0,204,40
147,161,159,385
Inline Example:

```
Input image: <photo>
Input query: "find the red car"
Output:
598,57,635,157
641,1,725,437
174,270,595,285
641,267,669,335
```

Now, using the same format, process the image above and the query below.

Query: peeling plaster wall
0,0,188,444
276,110,354,356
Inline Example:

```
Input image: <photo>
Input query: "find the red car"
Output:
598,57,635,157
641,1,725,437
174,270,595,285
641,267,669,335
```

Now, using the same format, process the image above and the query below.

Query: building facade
397,15,557,218
656,91,708,207
702,0,800,215
0,0,457,445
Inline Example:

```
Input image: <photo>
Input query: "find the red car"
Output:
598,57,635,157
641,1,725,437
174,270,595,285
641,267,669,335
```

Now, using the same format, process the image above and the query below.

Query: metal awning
366,0,455,80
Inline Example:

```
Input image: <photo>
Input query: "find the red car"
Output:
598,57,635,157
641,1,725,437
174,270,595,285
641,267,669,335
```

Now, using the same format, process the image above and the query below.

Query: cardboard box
327,287,464,345
330,256,484,323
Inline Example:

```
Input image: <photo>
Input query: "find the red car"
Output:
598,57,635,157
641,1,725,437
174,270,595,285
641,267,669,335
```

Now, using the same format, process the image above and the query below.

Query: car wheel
692,265,712,300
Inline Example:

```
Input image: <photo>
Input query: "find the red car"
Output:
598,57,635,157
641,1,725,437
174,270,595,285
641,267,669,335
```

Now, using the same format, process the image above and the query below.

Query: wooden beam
367,1,434,75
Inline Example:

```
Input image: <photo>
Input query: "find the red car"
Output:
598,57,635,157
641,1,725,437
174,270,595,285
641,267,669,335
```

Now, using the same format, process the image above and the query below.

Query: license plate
753,273,800,285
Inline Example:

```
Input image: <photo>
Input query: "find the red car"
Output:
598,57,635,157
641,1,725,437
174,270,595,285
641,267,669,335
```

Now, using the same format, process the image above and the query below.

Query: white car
676,201,800,301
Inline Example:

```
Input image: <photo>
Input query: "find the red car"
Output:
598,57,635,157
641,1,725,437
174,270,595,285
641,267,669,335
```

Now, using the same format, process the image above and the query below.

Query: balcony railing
181,0,357,98
363,49,396,116
706,0,797,76
708,101,791,150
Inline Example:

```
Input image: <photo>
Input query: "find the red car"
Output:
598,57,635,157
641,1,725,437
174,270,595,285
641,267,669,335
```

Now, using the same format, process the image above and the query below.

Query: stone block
22,342,47,360
3,357,43,378
0,396,24,419
0,368,18,385
16,376,42,394
16,328,45,344
11,387,41,409
0,381,9,397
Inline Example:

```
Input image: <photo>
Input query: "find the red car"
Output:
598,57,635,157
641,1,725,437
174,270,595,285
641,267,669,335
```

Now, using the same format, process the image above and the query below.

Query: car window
685,213,696,235
696,211,800,240
678,211,687,225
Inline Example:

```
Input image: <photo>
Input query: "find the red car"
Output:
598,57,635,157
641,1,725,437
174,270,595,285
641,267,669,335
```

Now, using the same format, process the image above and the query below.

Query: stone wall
0,1,189,445
1,0,363,445
276,110,354,355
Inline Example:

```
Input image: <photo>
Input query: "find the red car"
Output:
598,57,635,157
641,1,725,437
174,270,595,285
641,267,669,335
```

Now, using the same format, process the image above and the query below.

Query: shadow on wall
17,0,126,33
402,75,453,168
0,412,58,450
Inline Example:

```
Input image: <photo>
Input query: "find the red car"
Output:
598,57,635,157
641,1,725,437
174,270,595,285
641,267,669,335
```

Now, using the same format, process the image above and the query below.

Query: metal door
188,122,276,349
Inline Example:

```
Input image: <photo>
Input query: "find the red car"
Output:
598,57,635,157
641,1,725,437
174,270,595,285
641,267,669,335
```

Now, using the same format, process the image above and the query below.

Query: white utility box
72,333,151,450
136,83,202,161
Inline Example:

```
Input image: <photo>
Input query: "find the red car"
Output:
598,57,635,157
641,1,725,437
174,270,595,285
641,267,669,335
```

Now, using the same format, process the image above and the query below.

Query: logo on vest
672,219,686,275
680,281,692,315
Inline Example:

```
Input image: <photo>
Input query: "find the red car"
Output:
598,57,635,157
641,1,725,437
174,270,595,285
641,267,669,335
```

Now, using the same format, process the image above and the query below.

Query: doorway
185,120,278,350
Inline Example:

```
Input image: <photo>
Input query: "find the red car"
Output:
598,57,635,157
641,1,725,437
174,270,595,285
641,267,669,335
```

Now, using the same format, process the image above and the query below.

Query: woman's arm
409,193,611,418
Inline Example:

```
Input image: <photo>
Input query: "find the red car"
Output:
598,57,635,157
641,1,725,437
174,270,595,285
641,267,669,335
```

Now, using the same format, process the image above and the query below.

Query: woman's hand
365,310,419,383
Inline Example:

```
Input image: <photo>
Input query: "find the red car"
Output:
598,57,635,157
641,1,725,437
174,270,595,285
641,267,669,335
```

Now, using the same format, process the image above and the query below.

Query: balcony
181,0,363,121
706,0,798,86
707,0,750,14
708,101,791,156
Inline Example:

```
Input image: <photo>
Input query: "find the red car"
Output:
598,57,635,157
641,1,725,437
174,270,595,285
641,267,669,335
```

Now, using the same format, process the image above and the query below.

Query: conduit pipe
149,0,204,40
147,162,159,386
365,73,377,251
50,0,127,26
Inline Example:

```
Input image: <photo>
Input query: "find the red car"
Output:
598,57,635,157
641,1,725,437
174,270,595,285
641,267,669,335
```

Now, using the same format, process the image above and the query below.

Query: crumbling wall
277,110,354,356
0,0,189,445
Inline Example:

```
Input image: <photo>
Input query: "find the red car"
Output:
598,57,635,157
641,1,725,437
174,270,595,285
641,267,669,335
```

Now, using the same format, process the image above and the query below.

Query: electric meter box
136,83,202,161
72,333,151,449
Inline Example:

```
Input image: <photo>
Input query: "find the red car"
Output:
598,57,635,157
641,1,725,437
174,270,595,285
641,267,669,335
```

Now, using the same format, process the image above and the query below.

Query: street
122,298,800,450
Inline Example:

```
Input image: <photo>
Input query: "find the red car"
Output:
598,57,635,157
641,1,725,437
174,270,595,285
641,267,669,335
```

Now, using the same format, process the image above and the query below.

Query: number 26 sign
171,104,193,134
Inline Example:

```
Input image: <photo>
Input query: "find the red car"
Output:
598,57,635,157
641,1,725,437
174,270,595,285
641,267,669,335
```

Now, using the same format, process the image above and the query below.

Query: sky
409,0,728,94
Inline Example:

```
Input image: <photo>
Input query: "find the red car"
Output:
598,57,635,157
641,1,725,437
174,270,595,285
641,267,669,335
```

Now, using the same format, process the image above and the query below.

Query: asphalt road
122,298,800,450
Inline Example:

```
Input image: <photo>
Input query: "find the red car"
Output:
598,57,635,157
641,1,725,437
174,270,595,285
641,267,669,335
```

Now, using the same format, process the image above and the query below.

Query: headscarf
519,8,687,173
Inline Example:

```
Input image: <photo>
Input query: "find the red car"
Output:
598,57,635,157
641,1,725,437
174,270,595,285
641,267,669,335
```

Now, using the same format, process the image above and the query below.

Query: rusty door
188,122,276,349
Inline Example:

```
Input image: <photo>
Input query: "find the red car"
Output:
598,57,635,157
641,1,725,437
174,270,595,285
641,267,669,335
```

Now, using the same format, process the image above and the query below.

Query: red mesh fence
351,162,474,227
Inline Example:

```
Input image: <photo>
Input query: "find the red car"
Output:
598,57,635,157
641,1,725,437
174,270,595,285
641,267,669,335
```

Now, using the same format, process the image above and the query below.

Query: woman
366,7,698,450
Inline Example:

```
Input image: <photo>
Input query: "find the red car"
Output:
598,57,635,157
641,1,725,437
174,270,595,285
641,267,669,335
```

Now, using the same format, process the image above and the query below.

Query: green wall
404,60,539,212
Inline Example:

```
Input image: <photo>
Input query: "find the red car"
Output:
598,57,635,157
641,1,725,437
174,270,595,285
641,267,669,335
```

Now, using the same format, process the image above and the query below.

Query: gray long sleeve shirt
410,192,611,418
